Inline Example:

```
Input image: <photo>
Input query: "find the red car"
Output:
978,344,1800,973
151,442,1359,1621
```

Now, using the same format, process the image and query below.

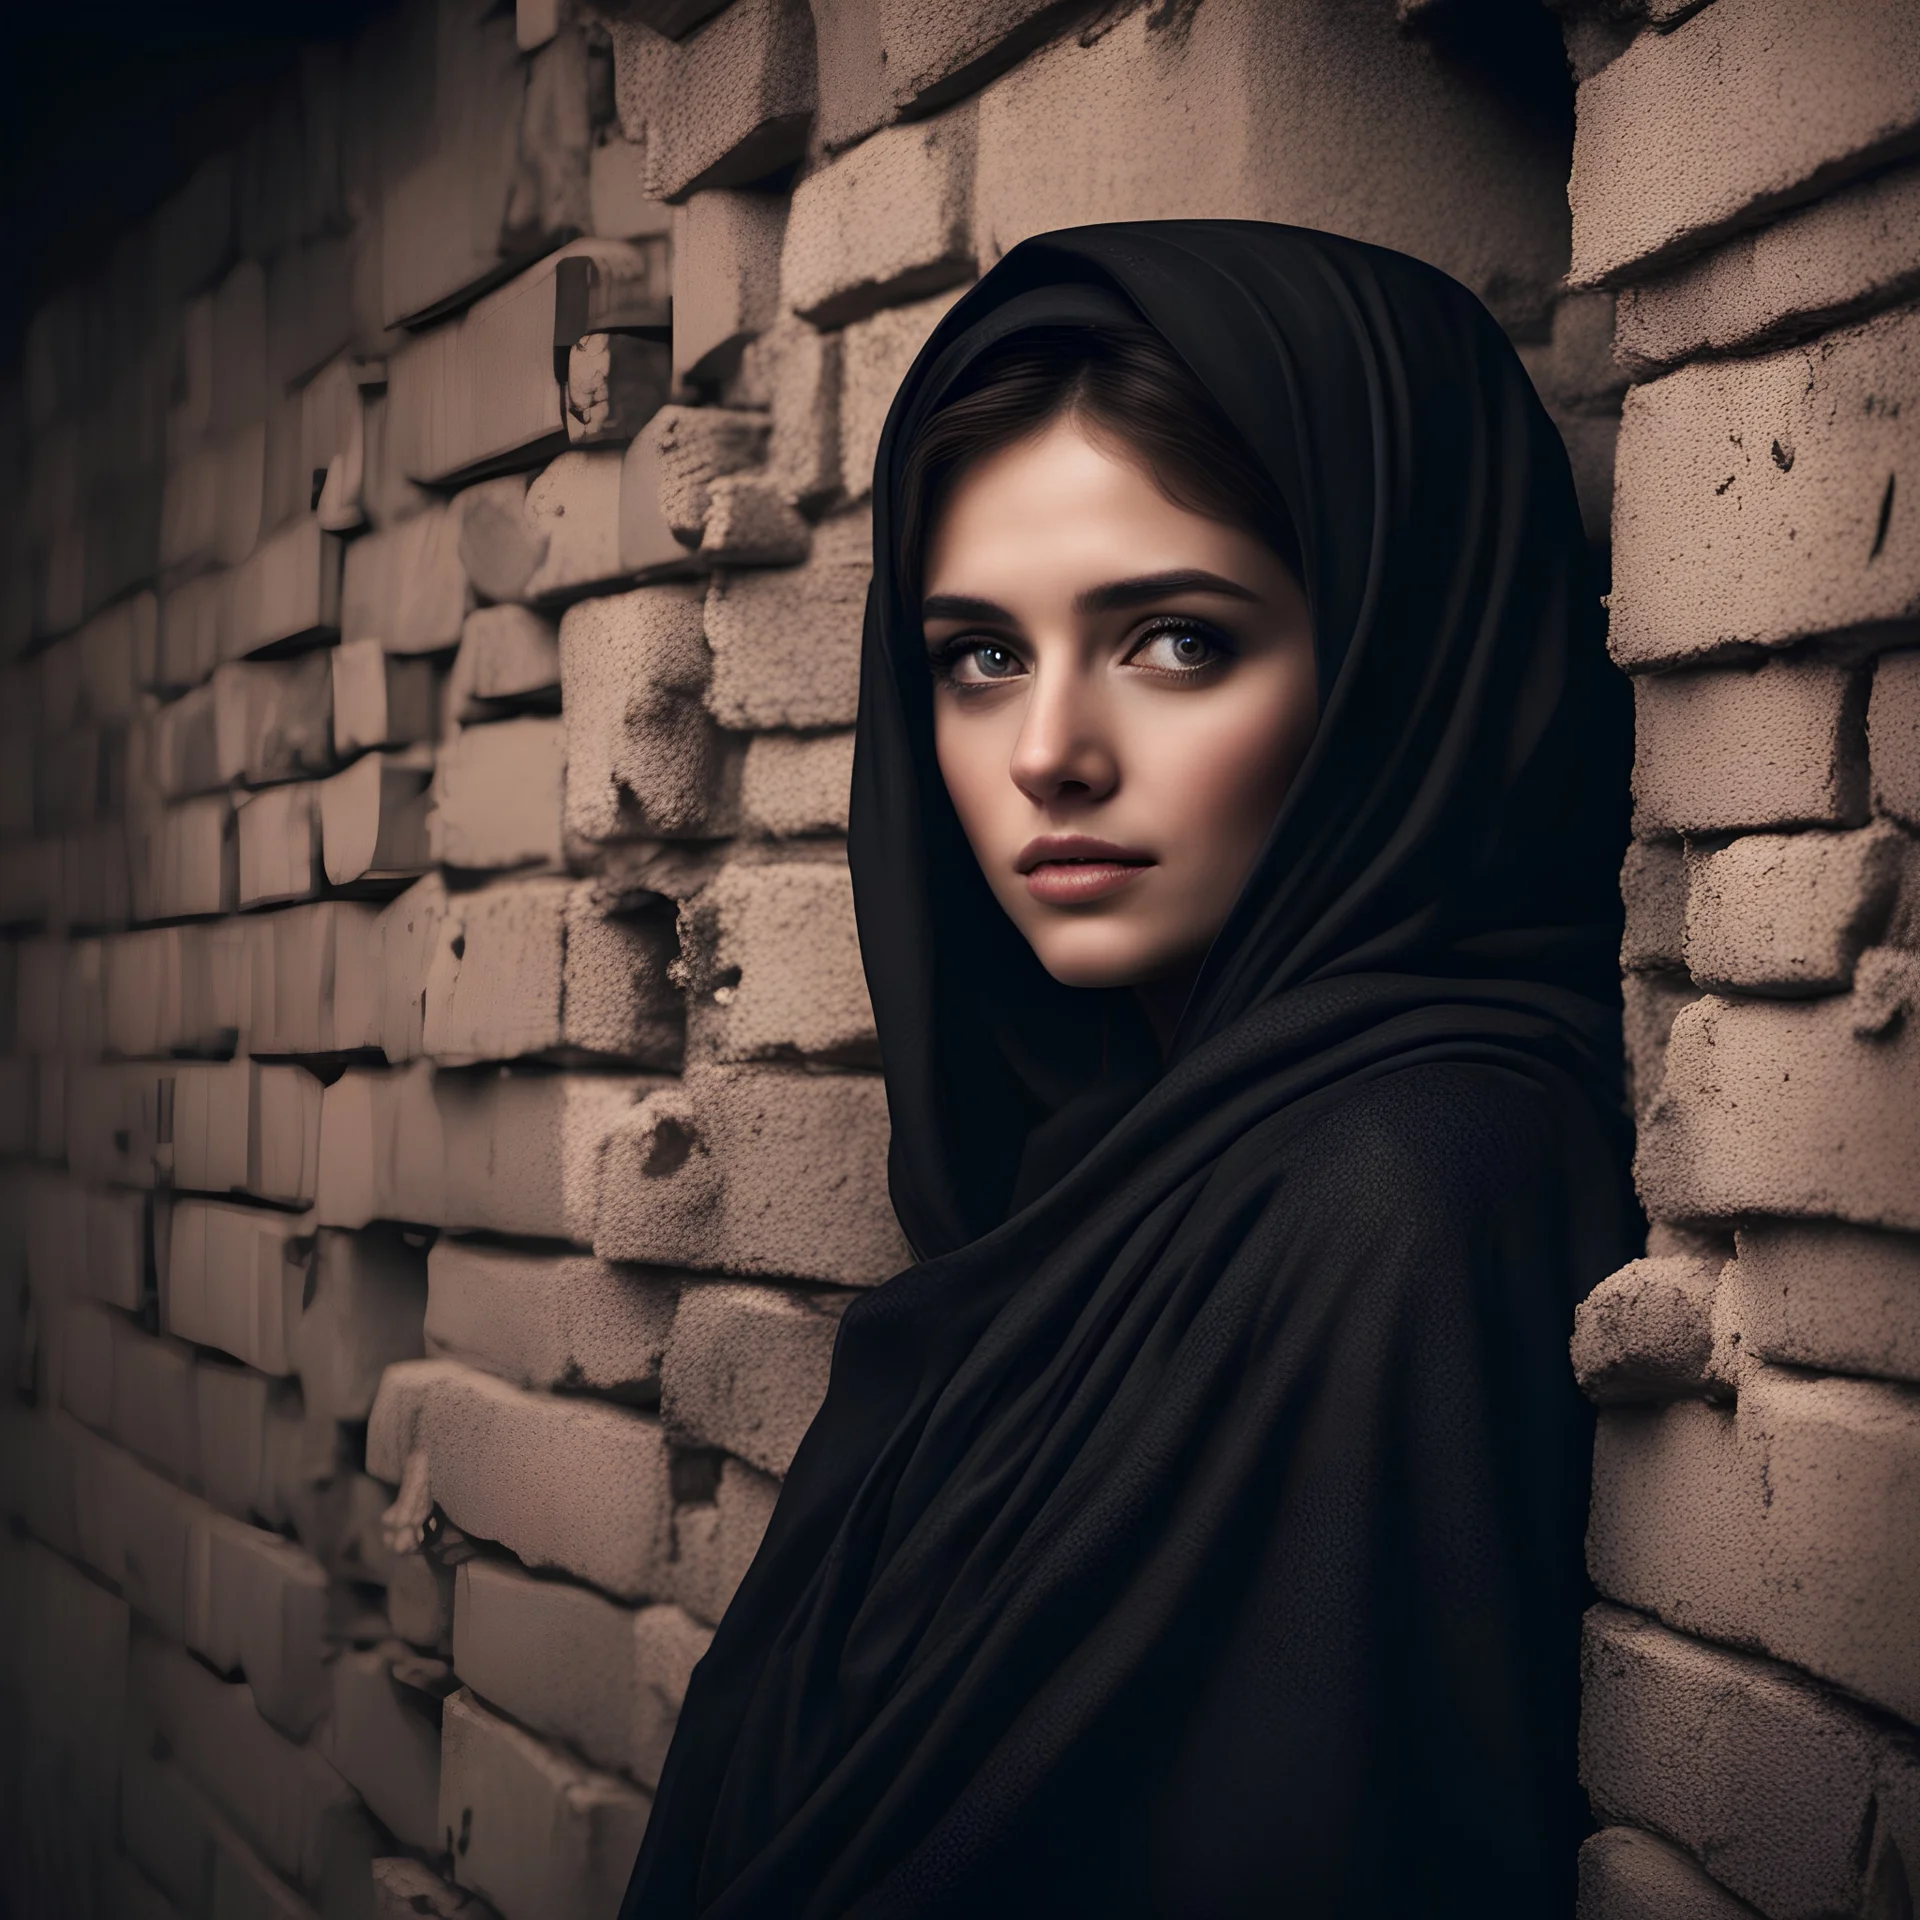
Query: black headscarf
622,223,1637,1919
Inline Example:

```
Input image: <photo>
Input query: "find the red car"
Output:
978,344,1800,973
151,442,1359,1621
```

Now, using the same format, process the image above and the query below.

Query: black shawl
621,223,1637,1918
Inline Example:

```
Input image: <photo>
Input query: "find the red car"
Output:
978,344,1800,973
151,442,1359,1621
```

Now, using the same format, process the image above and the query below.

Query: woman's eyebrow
1074,569,1260,614
921,592,1016,624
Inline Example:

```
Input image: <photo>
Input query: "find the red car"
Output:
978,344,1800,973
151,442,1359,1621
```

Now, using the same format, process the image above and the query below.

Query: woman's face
925,414,1318,1001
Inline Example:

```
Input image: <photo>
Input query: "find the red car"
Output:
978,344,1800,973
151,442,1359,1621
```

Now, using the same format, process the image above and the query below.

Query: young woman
621,222,1638,1917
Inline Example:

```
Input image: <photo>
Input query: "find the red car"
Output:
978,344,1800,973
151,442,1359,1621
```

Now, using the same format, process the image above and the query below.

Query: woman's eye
1131,624,1223,673
948,642,1024,684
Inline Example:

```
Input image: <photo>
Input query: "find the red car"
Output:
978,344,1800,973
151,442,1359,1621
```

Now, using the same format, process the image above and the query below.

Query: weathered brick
595,1065,909,1283
744,317,841,512
322,1646,442,1851
149,683,222,799
638,405,770,546
426,1240,676,1397
1871,648,1920,828
449,606,560,720
454,475,542,603
666,1454,776,1627
1611,307,1920,671
158,573,225,693
453,1556,709,1788
1568,0,1920,288
368,1357,672,1599
315,1062,445,1229
1582,1604,1920,1920
590,134,672,241
108,1314,200,1483
682,859,873,1062
76,590,158,717
237,781,325,908
171,1059,324,1209
342,505,472,657
190,1510,332,1739
245,901,385,1057
1631,660,1868,837
783,107,974,329
1618,962,1692,1120
663,1280,842,1476
195,1357,303,1527
130,794,235,921
219,518,344,663
1638,971,1920,1231
704,506,868,728
565,332,673,449
373,1856,494,1918
740,729,853,837
166,1199,310,1375
1576,1827,1762,1920
559,584,736,842
75,1430,200,1635
1683,824,1905,994
698,475,810,565
424,875,682,1067
838,290,962,506
304,357,372,537
373,876,450,1064
439,1687,651,1920
209,653,336,787
1725,1219,1920,1388
877,0,1067,112
522,450,626,601
1572,1254,1722,1407
297,1227,428,1426
120,1735,220,1916
1617,157,1920,374
431,719,565,872
64,1062,164,1188
330,638,440,759
611,0,815,202
128,1629,377,1912
320,747,436,888
438,1067,657,1245
1590,1364,1920,1724
672,189,787,385
386,1549,456,1653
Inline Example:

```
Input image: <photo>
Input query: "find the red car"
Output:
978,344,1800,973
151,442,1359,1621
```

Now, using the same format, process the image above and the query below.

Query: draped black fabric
621,223,1638,1919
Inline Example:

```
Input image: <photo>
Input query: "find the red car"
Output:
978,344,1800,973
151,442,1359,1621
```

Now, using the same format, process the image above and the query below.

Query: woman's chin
1030,934,1185,994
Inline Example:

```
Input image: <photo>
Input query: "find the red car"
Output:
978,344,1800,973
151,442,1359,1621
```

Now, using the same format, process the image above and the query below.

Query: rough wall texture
1565,0,1920,1913
3,0,1887,1914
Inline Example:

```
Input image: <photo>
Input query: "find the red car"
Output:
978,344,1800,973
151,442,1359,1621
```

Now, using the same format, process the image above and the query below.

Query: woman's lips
1023,859,1151,905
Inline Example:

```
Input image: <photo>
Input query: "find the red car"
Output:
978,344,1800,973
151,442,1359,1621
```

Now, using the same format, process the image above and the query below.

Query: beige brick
877,0,1065,112
564,332,672,448
316,1062,446,1229
322,1646,442,1851
82,1187,148,1311
128,1629,377,1911
783,108,974,330
453,475,542,603
158,572,225,693
523,450,626,601
1572,1254,1722,1407
319,748,435,888
663,1280,842,1476
190,1510,332,1738
1617,157,1920,374
1631,660,1868,837
704,505,868,728
244,901,384,1057
58,820,136,933
666,1454,776,1627
589,134,672,241
368,1357,672,1599
1621,840,1688,974
209,259,269,435
210,653,336,788
449,606,560,720
424,876,681,1067
331,639,439,761
373,877,450,1064
1683,824,1904,994
559,584,735,842
1638,973,1920,1230
1569,0,1920,288
269,240,359,394
595,1065,909,1283
1871,648,1920,829
611,0,815,202
431,718,565,872
76,590,158,717
166,1199,309,1374
682,859,872,1062
438,1068,656,1245
453,1557,709,1789
386,1550,456,1652
672,189,787,386
120,1735,219,1915
1590,1364,1920,1724
751,317,841,511
838,290,963,506
1725,1219,1920,1388
130,795,235,921
740,729,853,837
297,1227,427,1426
1582,1605,1920,1919
387,242,669,485
303,357,371,538
172,1059,324,1209
374,1856,494,1918
64,1062,164,1188
236,782,323,908
1611,308,1920,671
220,518,344,663
1577,1827,1762,1920
426,1240,675,1397
698,475,810,565
342,505,472,657
640,404,770,545
195,1357,303,1526
150,683,222,799
439,1687,650,1920
109,1314,199,1483
76,1430,200,1635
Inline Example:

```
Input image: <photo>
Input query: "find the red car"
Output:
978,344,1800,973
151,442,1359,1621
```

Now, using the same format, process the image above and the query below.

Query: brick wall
8,1,1897,1916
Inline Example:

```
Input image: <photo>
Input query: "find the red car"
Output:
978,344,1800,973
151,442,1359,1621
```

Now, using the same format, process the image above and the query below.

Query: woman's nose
1009,664,1118,805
